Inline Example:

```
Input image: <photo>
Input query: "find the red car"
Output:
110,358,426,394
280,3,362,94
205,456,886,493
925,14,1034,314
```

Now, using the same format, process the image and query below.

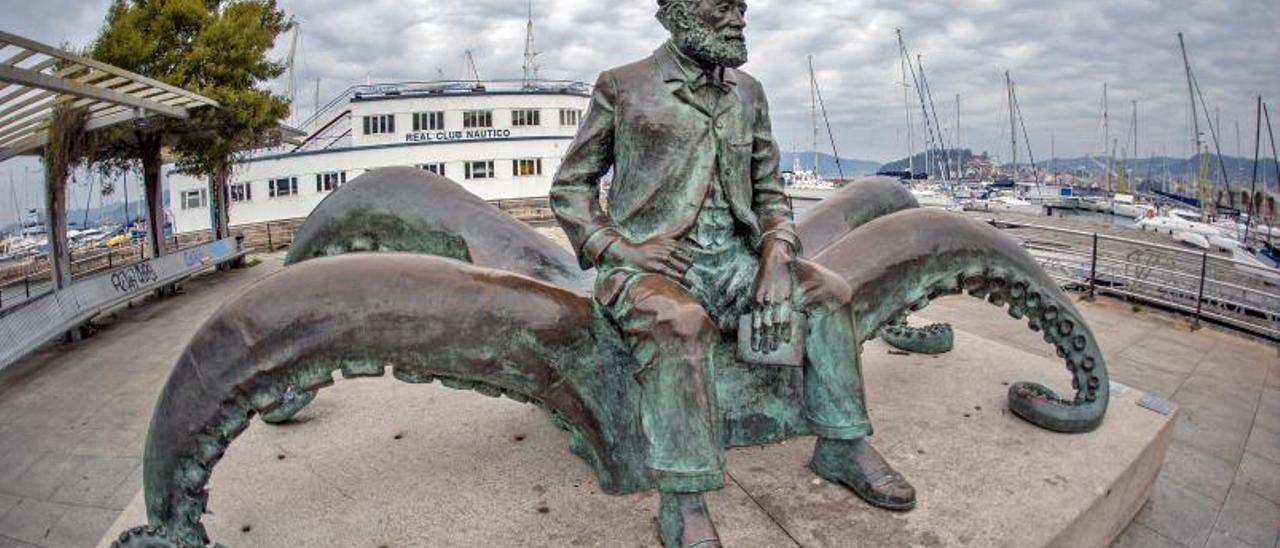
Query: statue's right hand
605,236,693,281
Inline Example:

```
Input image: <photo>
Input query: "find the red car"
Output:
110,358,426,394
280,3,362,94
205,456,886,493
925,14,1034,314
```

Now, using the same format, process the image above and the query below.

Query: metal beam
0,63,89,104
2,49,37,67
0,30,218,108
0,107,149,162
0,64,190,119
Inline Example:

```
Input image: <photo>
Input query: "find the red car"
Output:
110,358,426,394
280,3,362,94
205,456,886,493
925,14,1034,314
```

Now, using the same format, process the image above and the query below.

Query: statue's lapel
713,70,741,119
673,84,712,117
656,46,712,118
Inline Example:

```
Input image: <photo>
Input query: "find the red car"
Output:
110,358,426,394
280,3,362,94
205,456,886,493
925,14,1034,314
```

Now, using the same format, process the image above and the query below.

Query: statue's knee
798,261,853,309
656,302,719,345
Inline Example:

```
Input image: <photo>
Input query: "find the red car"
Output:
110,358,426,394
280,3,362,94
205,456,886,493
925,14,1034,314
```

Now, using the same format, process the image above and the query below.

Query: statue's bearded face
661,0,749,68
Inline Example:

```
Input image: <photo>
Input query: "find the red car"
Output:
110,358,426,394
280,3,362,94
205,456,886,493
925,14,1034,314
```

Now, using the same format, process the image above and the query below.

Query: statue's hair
656,0,698,31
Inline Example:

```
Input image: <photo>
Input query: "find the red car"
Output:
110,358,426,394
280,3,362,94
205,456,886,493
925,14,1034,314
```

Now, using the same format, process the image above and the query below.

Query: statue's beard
673,21,748,69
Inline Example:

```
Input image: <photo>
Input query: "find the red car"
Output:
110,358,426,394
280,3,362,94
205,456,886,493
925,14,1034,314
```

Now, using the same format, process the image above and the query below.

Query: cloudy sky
3,0,1279,226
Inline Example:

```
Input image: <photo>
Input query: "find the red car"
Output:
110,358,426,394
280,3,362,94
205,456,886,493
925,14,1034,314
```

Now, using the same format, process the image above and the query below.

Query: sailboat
783,56,838,193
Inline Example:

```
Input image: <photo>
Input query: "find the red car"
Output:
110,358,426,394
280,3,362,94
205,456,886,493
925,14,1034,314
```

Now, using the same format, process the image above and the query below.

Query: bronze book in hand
736,312,806,367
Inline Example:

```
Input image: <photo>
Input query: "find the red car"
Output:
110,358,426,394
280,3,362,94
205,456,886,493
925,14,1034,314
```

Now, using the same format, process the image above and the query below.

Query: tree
90,0,290,254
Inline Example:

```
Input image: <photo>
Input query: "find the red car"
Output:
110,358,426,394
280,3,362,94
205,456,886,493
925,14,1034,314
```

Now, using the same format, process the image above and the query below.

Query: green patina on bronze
113,1,1110,544
112,169,1112,548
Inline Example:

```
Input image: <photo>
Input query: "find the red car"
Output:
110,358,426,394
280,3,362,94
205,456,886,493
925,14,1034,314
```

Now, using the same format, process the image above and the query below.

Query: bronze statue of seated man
550,1,914,545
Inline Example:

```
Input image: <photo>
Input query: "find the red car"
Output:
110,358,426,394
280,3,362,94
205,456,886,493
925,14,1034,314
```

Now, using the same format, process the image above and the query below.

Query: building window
180,189,207,210
229,182,252,203
413,111,444,132
463,110,493,129
512,109,541,127
560,109,582,126
362,114,395,135
418,163,446,176
465,160,495,180
316,171,346,192
513,158,543,177
269,177,298,198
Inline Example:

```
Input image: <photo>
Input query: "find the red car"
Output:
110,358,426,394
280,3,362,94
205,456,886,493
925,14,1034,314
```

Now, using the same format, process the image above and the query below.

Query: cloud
3,0,1278,219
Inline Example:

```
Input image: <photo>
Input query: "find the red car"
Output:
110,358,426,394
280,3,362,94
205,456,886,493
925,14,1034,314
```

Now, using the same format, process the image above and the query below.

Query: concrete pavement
0,249,1275,547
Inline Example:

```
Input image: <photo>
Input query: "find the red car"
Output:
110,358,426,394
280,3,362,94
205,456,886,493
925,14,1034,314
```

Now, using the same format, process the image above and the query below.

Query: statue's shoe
810,438,917,511
658,493,723,548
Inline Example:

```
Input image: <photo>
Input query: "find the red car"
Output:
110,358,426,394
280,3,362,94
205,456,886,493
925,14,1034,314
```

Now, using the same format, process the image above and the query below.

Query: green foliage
90,0,291,178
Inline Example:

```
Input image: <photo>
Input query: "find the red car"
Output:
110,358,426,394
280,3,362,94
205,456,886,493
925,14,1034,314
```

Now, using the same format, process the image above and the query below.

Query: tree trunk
208,164,231,241
141,136,166,259
43,162,72,292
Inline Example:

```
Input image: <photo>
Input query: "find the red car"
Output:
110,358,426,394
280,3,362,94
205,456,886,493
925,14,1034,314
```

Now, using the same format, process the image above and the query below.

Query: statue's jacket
551,42,801,299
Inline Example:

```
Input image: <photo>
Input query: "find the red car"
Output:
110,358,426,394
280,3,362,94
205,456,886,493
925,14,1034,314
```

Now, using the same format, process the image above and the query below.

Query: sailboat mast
809,55,819,174
1178,33,1208,219
1265,102,1280,194
1006,71,1017,175
1103,83,1111,192
1178,34,1202,161
897,30,914,176
1245,95,1261,244
1132,100,1138,179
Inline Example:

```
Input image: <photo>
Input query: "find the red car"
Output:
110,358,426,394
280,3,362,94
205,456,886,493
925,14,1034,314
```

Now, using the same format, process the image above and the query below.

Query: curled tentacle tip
1008,381,1105,434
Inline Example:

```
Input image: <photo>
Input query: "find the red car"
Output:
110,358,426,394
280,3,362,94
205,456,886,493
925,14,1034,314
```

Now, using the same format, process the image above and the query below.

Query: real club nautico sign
404,128,513,143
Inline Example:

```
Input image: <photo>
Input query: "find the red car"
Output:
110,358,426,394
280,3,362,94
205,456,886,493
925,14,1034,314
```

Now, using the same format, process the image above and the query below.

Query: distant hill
1043,154,1278,183
780,152,881,177
880,149,980,177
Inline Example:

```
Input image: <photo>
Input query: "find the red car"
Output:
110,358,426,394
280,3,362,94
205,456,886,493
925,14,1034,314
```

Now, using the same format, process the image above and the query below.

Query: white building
167,79,591,234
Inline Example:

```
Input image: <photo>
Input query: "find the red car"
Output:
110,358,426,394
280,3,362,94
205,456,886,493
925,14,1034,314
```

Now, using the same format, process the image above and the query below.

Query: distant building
167,79,591,235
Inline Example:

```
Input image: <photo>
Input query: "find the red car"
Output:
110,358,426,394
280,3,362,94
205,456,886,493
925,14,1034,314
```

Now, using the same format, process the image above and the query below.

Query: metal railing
0,234,215,313
988,219,1280,342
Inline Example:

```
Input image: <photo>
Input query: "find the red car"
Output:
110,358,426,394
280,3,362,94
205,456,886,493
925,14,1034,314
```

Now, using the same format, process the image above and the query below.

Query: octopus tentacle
133,254,617,547
795,175,920,254
795,176,954,353
814,209,1109,433
877,317,955,355
286,167,591,293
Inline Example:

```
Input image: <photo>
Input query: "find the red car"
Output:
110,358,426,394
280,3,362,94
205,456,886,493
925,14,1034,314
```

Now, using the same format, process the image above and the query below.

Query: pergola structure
0,29,218,162
0,29,219,319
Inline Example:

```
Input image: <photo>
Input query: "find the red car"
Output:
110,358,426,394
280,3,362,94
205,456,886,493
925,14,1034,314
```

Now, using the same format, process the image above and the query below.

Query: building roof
0,30,219,162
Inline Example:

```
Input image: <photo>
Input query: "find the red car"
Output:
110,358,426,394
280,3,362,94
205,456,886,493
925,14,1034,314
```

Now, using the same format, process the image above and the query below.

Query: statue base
100,329,1173,547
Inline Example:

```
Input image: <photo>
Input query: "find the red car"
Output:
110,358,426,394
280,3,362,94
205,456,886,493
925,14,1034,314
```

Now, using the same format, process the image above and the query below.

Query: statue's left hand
753,239,796,352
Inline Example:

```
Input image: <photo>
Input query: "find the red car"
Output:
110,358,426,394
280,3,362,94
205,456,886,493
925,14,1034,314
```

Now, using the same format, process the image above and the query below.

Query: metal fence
0,237,247,371
988,219,1280,342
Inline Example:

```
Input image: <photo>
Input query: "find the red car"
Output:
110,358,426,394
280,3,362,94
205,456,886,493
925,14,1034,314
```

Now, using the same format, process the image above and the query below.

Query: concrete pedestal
101,330,1175,547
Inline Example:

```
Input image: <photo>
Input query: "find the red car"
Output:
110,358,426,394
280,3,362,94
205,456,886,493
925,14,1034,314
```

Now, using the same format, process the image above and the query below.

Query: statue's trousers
599,238,873,493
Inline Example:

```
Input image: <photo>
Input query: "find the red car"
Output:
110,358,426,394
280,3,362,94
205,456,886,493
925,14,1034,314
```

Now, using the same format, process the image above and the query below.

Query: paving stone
1194,357,1271,391
1257,389,1280,434
0,499,69,545
0,495,18,523
1110,355,1192,398
48,457,138,509
1245,423,1280,464
0,534,41,548
1171,406,1252,465
1236,452,1280,505
1119,332,1210,375
67,428,146,459
0,454,86,501
1135,477,1218,547
1160,441,1238,503
43,505,119,548
1204,528,1257,548
1112,522,1189,548
1174,376,1262,426
1213,484,1280,548
104,462,144,512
